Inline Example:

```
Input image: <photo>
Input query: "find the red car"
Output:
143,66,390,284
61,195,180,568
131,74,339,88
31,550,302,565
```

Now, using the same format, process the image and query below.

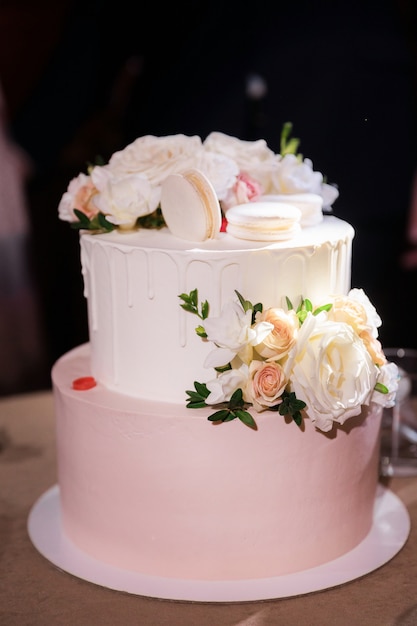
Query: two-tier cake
48,127,398,582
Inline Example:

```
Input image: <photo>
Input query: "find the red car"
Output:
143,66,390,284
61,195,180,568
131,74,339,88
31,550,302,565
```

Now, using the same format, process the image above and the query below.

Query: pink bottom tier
52,344,382,581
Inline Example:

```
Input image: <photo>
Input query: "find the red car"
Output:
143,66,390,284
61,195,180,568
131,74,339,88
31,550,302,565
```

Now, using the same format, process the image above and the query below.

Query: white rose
91,165,159,226
203,300,273,369
193,151,239,201
206,363,249,405
371,361,399,408
321,182,339,210
285,312,378,432
108,134,204,187
269,154,323,195
346,288,382,337
203,131,276,191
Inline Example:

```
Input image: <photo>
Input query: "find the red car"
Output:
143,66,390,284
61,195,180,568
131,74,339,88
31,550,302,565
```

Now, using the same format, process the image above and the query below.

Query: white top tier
80,216,354,402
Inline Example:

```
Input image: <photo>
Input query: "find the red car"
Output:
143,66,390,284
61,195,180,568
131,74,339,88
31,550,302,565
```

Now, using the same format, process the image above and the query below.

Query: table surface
1,390,417,626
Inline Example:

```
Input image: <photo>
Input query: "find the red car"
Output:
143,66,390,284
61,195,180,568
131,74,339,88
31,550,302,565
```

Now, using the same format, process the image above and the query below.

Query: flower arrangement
179,288,398,433
58,123,339,233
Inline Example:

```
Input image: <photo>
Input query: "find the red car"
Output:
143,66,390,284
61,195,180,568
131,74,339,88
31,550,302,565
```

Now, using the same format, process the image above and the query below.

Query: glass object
380,348,417,477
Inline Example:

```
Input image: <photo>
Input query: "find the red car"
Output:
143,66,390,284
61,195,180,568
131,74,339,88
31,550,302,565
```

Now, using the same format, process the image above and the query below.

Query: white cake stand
27,484,410,603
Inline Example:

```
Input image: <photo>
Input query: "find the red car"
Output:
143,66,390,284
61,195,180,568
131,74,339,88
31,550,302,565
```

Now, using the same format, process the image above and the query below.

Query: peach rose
326,295,368,334
247,360,287,411
359,330,386,366
255,308,298,361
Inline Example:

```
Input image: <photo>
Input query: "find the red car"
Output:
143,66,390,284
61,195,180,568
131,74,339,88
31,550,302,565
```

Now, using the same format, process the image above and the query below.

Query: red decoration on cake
72,376,97,390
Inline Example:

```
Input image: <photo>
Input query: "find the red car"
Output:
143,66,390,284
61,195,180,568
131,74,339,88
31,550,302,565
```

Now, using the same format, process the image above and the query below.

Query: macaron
226,202,301,241
259,193,323,227
160,169,222,241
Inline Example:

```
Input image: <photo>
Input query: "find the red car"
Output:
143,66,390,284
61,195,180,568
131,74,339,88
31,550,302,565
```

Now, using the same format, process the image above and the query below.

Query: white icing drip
79,216,354,401
125,252,134,308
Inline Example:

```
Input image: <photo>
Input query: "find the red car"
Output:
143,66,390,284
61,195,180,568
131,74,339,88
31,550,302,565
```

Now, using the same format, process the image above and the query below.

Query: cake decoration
160,169,222,241
72,376,97,390
259,192,324,227
57,123,338,236
225,202,301,241
180,288,398,433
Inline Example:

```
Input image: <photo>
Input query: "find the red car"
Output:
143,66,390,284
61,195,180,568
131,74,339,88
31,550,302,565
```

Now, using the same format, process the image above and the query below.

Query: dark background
1,0,416,394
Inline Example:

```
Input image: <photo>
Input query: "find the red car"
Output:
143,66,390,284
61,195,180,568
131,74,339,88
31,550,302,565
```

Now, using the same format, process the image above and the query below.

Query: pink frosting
53,344,382,580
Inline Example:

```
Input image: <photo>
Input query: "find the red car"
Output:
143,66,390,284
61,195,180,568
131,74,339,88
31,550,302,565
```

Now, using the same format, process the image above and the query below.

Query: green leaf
189,289,198,307
223,412,238,422
98,212,115,231
137,207,166,229
235,409,257,429
178,289,208,321
235,290,252,313
185,381,210,408
187,400,208,409
280,122,300,156
194,381,210,398
293,412,303,427
195,325,207,338
180,303,196,314
214,363,232,373
298,310,308,324
374,382,389,394
278,390,306,427
208,409,233,422
229,387,244,410
73,209,91,227
201,300,209,320
286,296,294,310
313,303,332,316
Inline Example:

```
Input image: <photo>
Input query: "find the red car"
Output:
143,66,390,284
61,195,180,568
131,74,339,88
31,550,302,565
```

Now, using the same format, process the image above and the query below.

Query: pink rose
221,173,262,211
58,172,99,222
247,360,287,412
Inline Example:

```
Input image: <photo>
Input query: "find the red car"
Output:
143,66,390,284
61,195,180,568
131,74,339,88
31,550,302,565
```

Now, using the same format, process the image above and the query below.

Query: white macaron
259,193,323,227
160,169,222,242
226,202,301,241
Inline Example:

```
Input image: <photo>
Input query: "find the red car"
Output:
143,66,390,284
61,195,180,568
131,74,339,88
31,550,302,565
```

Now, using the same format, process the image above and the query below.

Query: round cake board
27,484,410,602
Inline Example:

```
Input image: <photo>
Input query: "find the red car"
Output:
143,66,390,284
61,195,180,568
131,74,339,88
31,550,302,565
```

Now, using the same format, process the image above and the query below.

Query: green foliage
207,388,257,429
375,382,389,394
70,210,115,233
70,206,166,234
185,381,210,408
235,290,263,324
186,384,257,429
178,290,209,333
275,390,306,427
137,207,166,229
286,296,332,325
280,122,301,157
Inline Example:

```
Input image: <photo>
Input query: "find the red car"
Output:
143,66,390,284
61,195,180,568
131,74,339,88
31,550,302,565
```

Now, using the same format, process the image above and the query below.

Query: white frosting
80,216,354,401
